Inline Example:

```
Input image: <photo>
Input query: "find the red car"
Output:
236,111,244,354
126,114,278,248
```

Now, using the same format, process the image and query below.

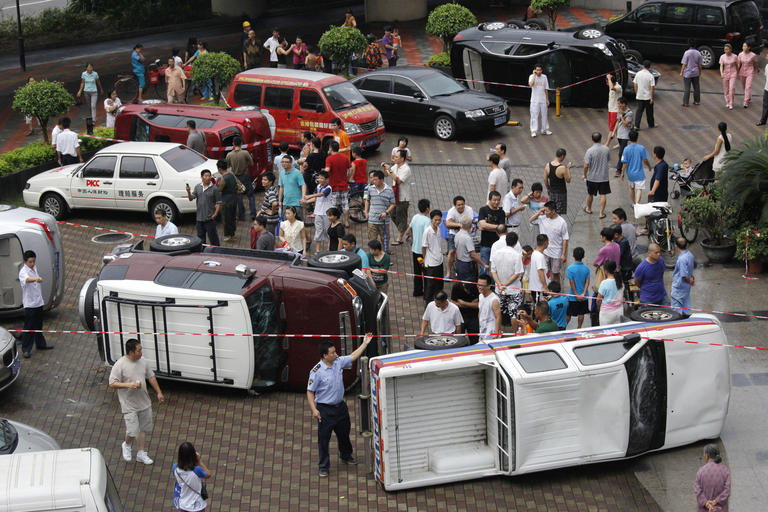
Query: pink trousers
741,74,754,106
722,74,737,107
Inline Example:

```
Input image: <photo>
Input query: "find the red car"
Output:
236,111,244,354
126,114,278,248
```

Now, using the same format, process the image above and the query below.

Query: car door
263,86,297,143
354,75,393,120
297,89,328,135
116,155,161,210
615,3,664,56
70,155,117,209
0,234,23,310
658,3,697,57
392,76,433,128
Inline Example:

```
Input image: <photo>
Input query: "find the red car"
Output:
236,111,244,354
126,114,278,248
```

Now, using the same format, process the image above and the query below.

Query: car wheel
433,115,456,141
629,306,683,323
149,234,203,252
41,193,68,220
624,49,643,65
506,19,524,28
577,28,604,39
307,250,362,275
78,278,98,331
414,334,470,350
150,198,180,224
615,39,630,52
480,21,508,31
698,45,715,69
523,18,547,30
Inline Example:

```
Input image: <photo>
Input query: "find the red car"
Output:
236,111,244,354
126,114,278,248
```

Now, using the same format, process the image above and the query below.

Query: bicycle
636,202,677,269
114,59,166,104
347,183,367,223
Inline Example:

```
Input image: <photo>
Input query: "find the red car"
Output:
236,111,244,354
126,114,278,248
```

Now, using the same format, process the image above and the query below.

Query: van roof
235,67,344,86
0,447,105,511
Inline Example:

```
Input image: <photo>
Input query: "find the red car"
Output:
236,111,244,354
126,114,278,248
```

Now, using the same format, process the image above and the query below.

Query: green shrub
531,0,571,30
427,52,451,68
0,142,56,176
425,3,477,52
318,25,367,74
735,225,768,262
13,80,74,144
189,52,241,101
78,127,115,153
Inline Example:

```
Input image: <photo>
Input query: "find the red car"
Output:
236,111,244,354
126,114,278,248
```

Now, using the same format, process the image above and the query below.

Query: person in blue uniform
307,333,373,477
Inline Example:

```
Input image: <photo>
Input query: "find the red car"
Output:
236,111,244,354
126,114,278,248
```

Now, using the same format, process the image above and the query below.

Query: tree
318,25,367,76
189,51,241,103
720,136,768,225
425,2,477,53
12,80,74,144
531,0,571,30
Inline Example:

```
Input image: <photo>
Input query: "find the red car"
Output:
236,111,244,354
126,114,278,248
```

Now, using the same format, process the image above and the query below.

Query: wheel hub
319,254,350,264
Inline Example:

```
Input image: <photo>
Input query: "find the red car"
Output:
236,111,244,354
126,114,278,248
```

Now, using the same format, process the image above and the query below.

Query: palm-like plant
720,136,768,225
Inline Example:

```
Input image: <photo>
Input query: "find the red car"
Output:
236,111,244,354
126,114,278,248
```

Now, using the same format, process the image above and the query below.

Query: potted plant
679,184,737,263
427,52,451,75
735,225,768,273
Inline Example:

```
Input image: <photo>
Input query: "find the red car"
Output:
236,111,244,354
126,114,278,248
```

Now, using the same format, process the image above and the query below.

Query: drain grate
91,233,133,244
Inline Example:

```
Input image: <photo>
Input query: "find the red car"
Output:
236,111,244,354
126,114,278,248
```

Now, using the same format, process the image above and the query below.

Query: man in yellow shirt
331,118,350,162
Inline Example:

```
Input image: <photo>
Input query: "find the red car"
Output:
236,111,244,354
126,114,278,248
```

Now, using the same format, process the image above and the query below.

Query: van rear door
0,234,23,310
263,86,297,143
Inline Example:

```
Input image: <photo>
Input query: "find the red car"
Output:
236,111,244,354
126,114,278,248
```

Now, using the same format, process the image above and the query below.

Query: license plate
363,137,377,147
11,356,20,376
494,115,506,126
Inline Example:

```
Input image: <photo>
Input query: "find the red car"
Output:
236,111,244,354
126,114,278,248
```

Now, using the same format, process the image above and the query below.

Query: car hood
8,419,61,453
430,89,506,110
27,164,80,187
177,157,221,183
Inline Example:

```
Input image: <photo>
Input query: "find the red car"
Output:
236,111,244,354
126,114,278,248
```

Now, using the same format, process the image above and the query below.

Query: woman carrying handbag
173,442,211,512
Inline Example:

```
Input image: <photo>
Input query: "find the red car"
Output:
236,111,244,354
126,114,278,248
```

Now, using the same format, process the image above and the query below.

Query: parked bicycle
635,201,677,269
114,59,170,103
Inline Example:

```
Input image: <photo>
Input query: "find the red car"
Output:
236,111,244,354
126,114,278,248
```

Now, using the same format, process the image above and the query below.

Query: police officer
306,333,373,477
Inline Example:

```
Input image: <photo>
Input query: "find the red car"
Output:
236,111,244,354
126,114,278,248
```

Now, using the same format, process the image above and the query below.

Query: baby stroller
670,158,715,199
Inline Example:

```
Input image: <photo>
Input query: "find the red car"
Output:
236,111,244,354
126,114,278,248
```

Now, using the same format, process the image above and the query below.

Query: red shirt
351,158,368,184
326,153,350,191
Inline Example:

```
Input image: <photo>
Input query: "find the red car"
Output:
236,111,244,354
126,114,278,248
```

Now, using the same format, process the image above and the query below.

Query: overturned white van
368,314,730,491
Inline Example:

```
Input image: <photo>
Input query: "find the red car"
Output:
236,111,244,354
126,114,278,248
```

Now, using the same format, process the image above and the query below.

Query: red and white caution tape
453,67,626,92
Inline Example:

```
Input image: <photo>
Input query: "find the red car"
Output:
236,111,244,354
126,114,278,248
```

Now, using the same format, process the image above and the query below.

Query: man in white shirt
503,178,525,228
420,291,464,335
476,275,501,341
633,60,656,129
50,118,63,148
445,196,474,280
490,232,525,323
530,200,569,283
529,64,551,137
421,209,444,303
154,210,179,238
18,250,53,358
487,153,508,198
263,28,280,67
55,117,83,165
383,149,412,245
529,234,550,303
494,142,512,182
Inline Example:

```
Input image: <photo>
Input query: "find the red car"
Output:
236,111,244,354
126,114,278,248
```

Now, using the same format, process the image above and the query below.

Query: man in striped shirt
364,169,395,253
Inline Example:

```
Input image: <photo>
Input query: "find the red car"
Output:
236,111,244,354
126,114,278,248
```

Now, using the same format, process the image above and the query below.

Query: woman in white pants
597,260,624,326
77,63,103,123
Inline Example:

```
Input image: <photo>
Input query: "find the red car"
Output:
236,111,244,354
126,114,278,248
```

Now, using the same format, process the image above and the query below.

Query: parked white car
23,142,218,224
368,313,730,491
0,327,20,392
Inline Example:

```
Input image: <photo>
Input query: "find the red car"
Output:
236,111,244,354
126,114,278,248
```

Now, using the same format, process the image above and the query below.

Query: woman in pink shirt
738,41,759,107
290,36,308,69
694,444,730,512
719,44,738,110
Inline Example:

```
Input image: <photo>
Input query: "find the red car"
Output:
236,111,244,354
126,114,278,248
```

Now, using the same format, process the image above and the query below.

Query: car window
393,77,421,97
82,156,117,178
662,4,694,23
119,156,159,179
514,44,546,56
696,5,724,24
358,76,391,94
419,72,465,97
263,86,294,110
233,84,262,106
299,89,325,111
160,146,207,172
728,0,761,25
573,341,631,365
141,113,216,129
0,420,18,455
516,350,568,373
480,41,515,56
635,3,661,22
131,117,150,142
322,81,369,110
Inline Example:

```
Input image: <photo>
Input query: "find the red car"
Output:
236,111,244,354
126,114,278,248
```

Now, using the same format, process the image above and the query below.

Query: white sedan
23,142,218,223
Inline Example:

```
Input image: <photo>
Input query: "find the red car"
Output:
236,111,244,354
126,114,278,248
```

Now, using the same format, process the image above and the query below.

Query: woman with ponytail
596,259,623,326
694,443,730,511
703,121,733,174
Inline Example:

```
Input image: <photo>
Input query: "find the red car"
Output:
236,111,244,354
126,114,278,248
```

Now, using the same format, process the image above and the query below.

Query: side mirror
315,104,326,113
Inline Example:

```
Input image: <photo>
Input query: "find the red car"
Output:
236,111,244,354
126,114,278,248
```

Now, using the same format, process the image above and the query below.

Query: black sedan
350,66,509,141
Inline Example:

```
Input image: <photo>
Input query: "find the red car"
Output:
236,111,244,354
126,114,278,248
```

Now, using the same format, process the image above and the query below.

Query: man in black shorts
583,132,612,219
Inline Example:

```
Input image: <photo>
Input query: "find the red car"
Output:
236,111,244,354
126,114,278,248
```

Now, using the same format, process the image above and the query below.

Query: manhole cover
91,233,133,244
680,124,711,131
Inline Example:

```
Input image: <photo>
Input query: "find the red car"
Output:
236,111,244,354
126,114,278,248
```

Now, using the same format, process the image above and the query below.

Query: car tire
306,250,362,274
615,39,630,52
523,18,547,30
576,27,604,39
433,115,457,141
414,334,470,350
697,45,715,69
506,19,524,28
624,49,643,64
78,278,98,331
480,21,508,31
41,192,68,220
150,198,180,225
629,306,683,323
149,234,203,252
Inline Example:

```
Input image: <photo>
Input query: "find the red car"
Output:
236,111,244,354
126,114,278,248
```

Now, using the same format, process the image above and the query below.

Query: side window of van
663,4,694,23
264,87,294,110
299,90,325,112
696,6,723,25
82,156,117,179
119,156,159,179
131,117,150,142
234,84,262,106
635,3,661,22
516,351,568,373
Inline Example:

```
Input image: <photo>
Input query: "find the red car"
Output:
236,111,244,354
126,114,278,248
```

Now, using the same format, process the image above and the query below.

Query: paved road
0,0,67,18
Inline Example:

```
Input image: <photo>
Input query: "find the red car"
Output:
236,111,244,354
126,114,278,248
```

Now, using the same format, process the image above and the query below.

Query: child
523,182,547,213
301,170,332,254
392,27,402,62
649,146,669,203
367,239,390,293
326,207,345,251
349,145,368,195
677,157,694,179
546,281,569,329
390,136,412,162
259,172,280,235
521,245,534,305
565,247,590,328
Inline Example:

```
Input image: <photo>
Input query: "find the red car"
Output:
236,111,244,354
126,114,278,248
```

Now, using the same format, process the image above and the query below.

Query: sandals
392,240,403,246
583,208,593,214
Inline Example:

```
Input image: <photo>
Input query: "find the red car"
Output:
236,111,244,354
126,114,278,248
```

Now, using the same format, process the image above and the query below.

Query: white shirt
529,73,549,104
488,167,508,198
18,264,44,308
490,246,524,295
421,226,443,267
446,205,474,235
391,162,412,202
490,237,523,263
608,82,622,112
422,301,463,334
155,221,178,238
502,190,523,226
264,37,280,62
51,125,61,146
532,215,569,259
529,250,549,292
478,292,500,341
633,69,655,101
174,55,183,67
55,129,79,156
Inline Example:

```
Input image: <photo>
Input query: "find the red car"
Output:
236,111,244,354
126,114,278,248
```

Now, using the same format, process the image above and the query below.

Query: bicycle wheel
114,76,139,104
655,219,672,253
678,207,698,243
348,192,366,223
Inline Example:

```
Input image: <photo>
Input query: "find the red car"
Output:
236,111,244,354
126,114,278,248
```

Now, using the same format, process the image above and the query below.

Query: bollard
358,356,374,476
85,117,94,135
555,89,561,117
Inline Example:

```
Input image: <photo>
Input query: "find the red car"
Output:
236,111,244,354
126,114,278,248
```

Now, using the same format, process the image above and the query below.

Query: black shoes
37,346,54,350
341,457,359,465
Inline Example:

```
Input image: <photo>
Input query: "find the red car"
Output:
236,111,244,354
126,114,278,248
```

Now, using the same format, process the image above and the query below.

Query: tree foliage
720,136,768,225
531,0,571,30
12,80,74,143
318,26,367,75
426,3,477,52
189,52,241,102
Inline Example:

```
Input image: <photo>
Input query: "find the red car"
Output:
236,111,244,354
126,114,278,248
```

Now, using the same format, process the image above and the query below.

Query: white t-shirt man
633,68,655,101
421,225,443,267
529,73,549,104
55,129,79,157
446,205,474,236
422,301,463,334
502,189,523,227
533,215,569,260
488,166,508,198
490,236,522,263
478,292,500,341
51,125,62,147
391,162,412,203
529,249,549,293
490,246,524,295
155,220,179,238
264,37,280,63
18,264,44,308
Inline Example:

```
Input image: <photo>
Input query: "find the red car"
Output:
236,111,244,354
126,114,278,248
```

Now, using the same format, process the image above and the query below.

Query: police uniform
307,355,354,471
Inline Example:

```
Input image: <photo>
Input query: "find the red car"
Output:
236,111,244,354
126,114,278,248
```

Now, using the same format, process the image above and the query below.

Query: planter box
700,239,736,264
0,151,97,203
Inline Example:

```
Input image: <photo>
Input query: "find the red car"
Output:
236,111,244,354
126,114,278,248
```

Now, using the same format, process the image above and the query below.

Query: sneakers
136,450,153,465
319,469,329,477
542,130,552,135
121,441,132,461
531,131,537,138
341,457,359,465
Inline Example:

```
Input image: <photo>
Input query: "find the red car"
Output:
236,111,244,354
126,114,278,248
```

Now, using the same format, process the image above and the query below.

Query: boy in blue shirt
620,130,652,206
546,281,569,329
565,246,591,328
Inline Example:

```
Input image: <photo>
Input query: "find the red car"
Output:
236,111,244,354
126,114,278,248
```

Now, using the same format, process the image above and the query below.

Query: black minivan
605,0,763,68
